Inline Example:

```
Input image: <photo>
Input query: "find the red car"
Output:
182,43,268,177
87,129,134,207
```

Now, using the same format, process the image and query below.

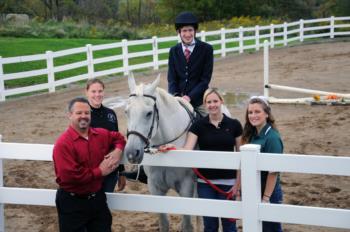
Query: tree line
1,0,350,26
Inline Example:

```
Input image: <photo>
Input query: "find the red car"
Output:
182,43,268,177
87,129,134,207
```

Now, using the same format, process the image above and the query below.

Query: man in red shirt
53,97,126,232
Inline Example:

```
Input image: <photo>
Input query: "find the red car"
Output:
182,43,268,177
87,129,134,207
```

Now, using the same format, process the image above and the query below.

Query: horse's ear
149,73,161,93
128,72,136,93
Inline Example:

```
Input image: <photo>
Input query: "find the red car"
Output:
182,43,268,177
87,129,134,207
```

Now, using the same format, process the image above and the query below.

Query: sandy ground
0,39,349,232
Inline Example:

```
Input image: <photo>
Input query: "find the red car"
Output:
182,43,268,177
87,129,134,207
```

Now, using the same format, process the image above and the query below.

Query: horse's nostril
127,150,141,161
135,149,140,158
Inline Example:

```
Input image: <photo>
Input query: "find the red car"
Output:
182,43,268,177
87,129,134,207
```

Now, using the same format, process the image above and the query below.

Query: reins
151,99,195,148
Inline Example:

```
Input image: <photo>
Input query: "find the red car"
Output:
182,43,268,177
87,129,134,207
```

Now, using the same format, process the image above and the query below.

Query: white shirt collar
182,40,196,53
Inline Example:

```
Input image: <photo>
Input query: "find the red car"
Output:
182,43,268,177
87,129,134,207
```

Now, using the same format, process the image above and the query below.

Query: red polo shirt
53,126,126,194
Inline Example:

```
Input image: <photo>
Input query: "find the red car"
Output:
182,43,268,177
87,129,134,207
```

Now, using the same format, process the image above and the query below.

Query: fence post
299,19,304,42
221,28,226,57
152,36,159,70
255,25,260,51
122,39,129,76
263,40,269,99
240,144,262,232
201,30,206,42
0,57,5,102
0,134,4,232
239,26,244,54
270,24,275,48
86,44,94,79
330,16,335,39
46,51,55,93
283,22,288,46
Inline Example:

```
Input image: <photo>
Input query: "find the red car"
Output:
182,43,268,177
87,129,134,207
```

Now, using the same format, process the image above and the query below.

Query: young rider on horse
123,11,214,183
167,11,214,116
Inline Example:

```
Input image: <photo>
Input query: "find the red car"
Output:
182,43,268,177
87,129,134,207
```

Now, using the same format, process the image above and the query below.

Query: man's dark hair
67,97,90,113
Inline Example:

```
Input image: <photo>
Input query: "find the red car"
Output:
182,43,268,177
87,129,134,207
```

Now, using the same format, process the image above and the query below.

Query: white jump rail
0,138,349,231
262,40,350,103
1,16,350,101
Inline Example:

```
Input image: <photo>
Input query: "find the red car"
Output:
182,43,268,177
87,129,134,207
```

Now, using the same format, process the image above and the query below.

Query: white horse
124,73,196,232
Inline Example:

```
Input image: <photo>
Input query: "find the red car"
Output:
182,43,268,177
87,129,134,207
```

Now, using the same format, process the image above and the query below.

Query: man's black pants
55,189,112,232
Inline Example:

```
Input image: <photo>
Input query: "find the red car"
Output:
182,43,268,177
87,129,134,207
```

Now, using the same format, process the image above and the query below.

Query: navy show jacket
167,39,214,107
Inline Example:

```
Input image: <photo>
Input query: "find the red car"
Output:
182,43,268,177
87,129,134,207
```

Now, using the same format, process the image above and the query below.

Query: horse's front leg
158,213,169,232
181,209,193,232
147,172,170,232
177,170,195,232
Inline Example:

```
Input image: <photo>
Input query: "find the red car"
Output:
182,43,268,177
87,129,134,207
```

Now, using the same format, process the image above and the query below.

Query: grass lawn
0,37,177,90
0,37,120,57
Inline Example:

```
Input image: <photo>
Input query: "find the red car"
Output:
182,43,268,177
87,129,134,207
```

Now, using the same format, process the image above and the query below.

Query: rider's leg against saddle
121,166,148,184
195,104,208,117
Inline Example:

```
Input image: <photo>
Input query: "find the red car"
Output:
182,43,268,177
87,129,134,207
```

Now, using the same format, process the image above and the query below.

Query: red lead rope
192,168,237,222
158,146,237,222
192,168,235,199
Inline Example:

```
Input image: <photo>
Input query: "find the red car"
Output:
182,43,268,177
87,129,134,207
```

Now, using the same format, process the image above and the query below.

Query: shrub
0,16,283,39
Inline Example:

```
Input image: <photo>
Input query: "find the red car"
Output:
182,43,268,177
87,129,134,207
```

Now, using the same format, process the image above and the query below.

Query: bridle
126,93,195,152
127,94,159,150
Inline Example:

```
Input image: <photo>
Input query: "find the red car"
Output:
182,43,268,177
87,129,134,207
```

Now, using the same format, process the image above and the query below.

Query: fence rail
1,16,350,101
0,139,349,231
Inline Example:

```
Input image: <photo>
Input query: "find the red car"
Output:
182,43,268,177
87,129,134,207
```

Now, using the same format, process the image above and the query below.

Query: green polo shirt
250,123,283,195
250,123,283,154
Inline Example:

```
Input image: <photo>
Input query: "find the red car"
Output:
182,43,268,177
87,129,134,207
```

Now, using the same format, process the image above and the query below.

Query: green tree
1,0,349,26
118,0,157,26
316,0,350,17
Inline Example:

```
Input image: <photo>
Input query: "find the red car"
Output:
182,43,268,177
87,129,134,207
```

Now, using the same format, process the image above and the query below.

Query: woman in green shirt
241,96,283,232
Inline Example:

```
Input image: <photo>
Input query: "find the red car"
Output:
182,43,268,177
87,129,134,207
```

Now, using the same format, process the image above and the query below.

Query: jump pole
0,134,4,232
263,40,269,98
263,40,350,101
267,84,350,98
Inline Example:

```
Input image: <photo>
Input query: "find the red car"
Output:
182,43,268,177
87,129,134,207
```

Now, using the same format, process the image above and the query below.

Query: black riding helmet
175,12,199,31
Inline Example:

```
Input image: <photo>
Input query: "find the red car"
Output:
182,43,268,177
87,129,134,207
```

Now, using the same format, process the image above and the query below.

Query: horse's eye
146,111,152,118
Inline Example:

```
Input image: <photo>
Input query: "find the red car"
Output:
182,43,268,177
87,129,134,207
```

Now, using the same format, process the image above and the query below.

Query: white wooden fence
0,136,349,231
1,16,350,101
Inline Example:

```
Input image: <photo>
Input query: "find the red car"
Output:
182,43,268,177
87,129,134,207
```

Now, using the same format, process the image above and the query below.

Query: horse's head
124,73,160,164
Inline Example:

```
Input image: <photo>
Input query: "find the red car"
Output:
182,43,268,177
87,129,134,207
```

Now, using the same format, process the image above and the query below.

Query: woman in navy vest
85,78,126,192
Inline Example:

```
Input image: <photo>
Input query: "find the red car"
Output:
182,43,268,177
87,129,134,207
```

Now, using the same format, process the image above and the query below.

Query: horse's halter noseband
126,93,195,152
127,94,159,151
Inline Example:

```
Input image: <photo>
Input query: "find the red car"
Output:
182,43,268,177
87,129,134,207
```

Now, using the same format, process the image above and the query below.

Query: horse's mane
156,87,194,112
133,81,194,114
